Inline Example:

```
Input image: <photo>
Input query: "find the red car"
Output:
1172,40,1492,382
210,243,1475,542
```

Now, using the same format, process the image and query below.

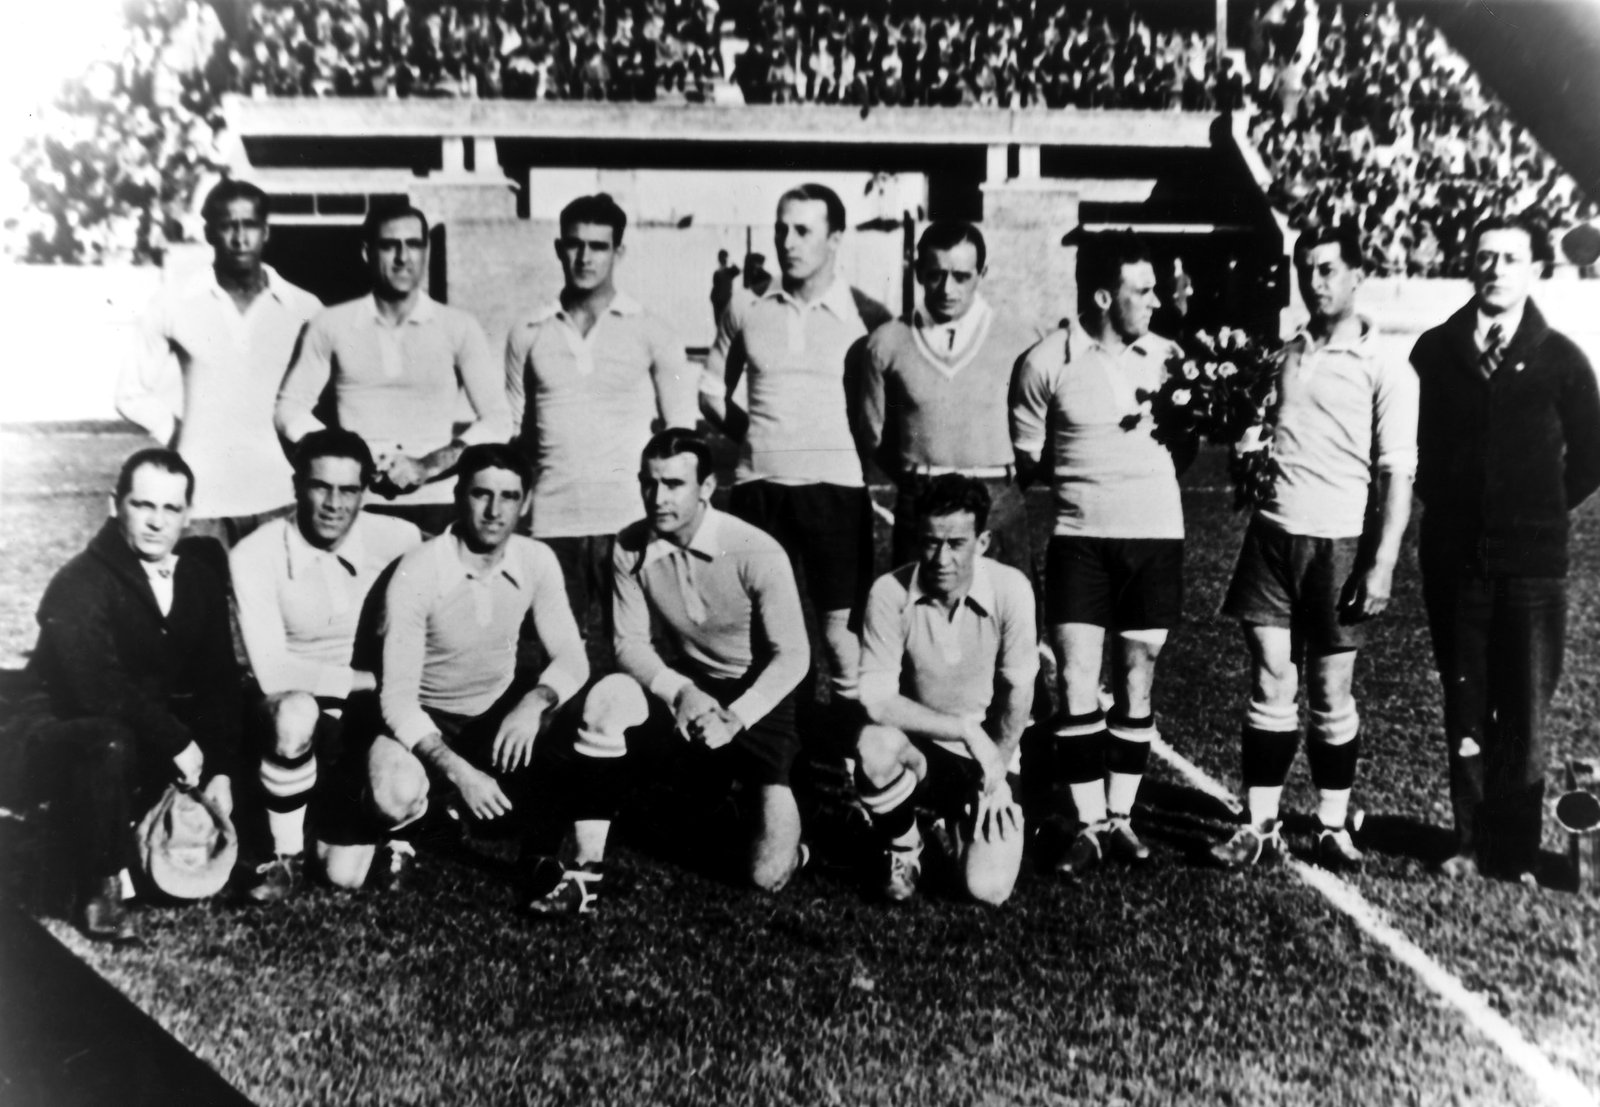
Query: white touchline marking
1148,733,1599,1107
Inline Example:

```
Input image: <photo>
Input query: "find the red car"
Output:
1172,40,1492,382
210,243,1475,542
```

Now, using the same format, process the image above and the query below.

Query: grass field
2,427,1598,1107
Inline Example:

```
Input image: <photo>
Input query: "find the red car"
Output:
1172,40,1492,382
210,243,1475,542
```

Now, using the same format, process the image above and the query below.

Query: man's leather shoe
78,876,138,944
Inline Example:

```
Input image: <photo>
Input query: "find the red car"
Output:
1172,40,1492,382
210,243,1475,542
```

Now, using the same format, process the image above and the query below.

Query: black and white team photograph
2,0,1600,1103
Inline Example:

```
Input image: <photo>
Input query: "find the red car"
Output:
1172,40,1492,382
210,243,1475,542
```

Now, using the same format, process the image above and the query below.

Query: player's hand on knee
453,764,512,820
492,698,549,772
173,740,204,787
973,781,1022,845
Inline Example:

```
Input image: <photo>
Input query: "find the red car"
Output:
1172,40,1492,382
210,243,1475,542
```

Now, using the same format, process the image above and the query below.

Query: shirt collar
438,531,523,588
1070,319,1161,361
194,263,291,307
914,295,992,352
1288,315,1376,356
528,290,644,326
368,293,437,326
1476,302,1524,352
765,277,861,324
639,506,723,570
904,557,996,618
284,514,366,580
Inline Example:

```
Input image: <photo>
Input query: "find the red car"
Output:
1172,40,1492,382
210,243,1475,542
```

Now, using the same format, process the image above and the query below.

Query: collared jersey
1010,324,1184,538
276,294,512,507
858,558,1039,768
230,512,423,699
1263,317,1419,539
117,265,321,519
612,507,809,730
861,296,1044,473
504,291,697,538
707,278,887,486
380,532,588,747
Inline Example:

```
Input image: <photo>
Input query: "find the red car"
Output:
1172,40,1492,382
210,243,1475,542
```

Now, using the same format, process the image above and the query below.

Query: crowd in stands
11,0,1593,274
1243,1,1594,277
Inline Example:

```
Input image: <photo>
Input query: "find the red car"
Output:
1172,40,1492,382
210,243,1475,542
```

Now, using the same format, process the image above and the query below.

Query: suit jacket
26,521,242,778
1410,298,1600,577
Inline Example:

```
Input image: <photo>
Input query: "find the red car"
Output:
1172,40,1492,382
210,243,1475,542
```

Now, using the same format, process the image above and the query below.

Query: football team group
17,175,1599,943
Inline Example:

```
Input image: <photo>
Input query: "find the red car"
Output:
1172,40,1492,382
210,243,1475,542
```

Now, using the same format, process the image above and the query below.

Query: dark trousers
543,534,616,671
1419,550,1566,868
21,718,167,885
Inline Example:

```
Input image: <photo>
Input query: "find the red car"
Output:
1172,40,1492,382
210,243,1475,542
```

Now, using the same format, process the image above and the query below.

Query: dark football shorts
628,673,802,790
1044,535,1184,630
1221,515,1366,653
911,736,1022,832
728,480,872,616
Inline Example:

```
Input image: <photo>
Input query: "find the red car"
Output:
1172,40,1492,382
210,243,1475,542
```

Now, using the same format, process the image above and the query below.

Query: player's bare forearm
1368,470,1414,572
992,680,1032,767
418,441,467,483
864,691,970,747
413,732,471,783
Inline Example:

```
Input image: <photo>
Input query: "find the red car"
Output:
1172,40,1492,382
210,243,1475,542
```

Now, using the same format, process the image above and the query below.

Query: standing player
505,193,697,656
859,221,1043,575
318,444,589,892
275,203,512,536
117,179,321,546
1412,213,1600,883
1010,229,1183,876
1209,224,1417,870
23,449,239,940
702,183,890,736
518,429,812,904
229,429,423,901
854,475,1036,905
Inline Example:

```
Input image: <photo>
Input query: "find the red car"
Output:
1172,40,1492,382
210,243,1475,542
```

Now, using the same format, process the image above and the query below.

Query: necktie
1481,322,1505,377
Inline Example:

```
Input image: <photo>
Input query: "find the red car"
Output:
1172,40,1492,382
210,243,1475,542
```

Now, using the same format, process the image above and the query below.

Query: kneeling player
515,429,813,909
230,429,422,900
854,475,1036,905
317,444,590,892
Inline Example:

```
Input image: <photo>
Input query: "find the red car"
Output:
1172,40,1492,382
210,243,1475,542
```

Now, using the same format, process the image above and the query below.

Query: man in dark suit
1411,213,1600,885
23,449,241,940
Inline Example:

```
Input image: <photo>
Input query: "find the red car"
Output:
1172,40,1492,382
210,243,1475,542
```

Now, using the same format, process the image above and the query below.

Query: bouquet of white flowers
1121,327,1285,512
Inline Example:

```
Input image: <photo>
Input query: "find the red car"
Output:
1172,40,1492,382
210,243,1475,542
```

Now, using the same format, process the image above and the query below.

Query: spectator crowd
10,0,1593,274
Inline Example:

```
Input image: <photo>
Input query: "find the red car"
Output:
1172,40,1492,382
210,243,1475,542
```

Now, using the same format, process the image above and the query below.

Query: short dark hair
1294,222,1365,273
201,178,269,225
917,221,987,271
640,428,714,484
778,183,846,235
363,202,431,249
915,473,990,534
454,443,533,496
292,428,376,487
1077,229,1153,303
559,193,627,246
115,448,195,505
1469,212,1553,266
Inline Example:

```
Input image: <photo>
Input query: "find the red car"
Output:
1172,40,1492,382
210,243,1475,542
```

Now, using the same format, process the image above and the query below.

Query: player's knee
748,853,794,894
320,845,374,891
268,692,320,760
966,867,1018,907
574,673,647,759
369,759,429,829
855,724,910,784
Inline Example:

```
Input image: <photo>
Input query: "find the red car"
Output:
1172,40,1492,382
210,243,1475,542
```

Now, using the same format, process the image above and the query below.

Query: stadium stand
8,0,1593,276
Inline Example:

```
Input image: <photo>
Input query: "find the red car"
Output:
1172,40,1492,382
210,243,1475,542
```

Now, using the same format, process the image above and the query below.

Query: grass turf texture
2,428,1598,1106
